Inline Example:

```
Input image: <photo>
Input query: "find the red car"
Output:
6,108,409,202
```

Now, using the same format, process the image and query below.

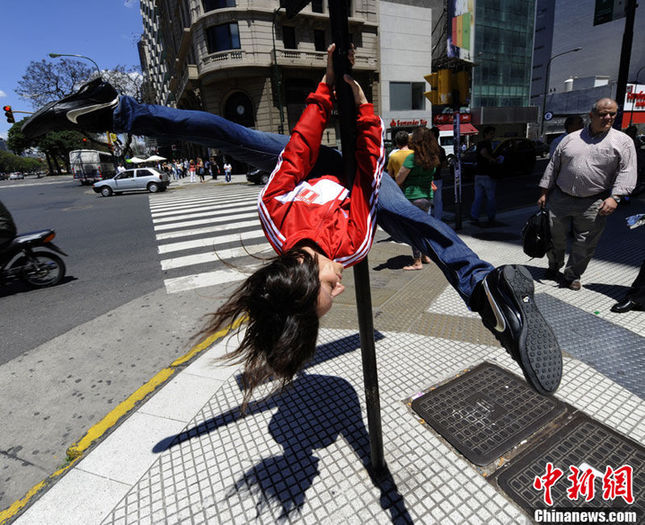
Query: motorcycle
0,229,67,288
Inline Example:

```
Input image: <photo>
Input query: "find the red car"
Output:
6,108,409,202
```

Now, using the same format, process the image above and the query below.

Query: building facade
378,0,433,142
530,0,645,135
150,0,379,161
139,0,170,105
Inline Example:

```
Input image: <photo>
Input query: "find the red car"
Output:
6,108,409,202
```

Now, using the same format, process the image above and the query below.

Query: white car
93,167,170,197
9,172,24,180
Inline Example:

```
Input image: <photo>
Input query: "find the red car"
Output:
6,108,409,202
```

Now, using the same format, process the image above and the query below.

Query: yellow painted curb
0,317,245,523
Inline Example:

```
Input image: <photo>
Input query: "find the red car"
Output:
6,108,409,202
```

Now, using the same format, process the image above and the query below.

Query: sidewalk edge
0,317,245,524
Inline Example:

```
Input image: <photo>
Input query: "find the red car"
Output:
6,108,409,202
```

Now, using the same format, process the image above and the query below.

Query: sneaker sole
501,265,562,394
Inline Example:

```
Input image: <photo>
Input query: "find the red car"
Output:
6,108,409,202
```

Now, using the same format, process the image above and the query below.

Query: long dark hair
409,127,440,170
197,248,320,411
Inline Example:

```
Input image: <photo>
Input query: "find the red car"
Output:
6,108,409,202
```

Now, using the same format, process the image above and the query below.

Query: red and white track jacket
258,82,385,268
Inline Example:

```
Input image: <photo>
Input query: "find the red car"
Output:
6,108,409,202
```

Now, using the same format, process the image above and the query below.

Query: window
314,30,325,52
206,23,240,53
312,0,323,13
283,26,296,49
118,171,134,179
203,0,235,12
136,169,153,177
390,82,425,111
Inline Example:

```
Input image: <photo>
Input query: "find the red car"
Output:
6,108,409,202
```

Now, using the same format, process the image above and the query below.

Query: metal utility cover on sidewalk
495,413,644,516
411,362,566,466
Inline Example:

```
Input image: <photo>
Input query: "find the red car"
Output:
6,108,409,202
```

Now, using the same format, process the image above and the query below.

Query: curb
0,317,245,524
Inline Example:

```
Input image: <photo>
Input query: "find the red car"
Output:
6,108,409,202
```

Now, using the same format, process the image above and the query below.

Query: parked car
93,167,170,197
8,172,24,180
246,168,271,185
461,138,536,178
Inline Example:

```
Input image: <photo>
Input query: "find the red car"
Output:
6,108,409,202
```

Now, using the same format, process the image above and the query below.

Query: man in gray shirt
537,98,636,290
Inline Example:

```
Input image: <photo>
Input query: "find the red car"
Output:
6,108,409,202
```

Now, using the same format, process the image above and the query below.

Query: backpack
522,207,551,258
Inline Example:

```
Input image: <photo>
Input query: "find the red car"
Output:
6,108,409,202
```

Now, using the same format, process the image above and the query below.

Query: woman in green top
395,126,441,270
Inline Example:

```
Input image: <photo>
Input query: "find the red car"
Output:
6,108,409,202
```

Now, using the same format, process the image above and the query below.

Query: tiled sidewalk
14,199,645,524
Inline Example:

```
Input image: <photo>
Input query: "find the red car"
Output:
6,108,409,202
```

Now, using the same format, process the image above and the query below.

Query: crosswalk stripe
149,187,266,294
161,242,272,270
154,211,259,232
152,205,257,224
149,192,259,209
164,268,253,294
155,219,260,241
158,230,267,254
150,199,258,218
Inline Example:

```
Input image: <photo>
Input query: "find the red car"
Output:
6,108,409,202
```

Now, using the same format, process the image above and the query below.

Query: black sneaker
21,78,118,139
476,264,562,395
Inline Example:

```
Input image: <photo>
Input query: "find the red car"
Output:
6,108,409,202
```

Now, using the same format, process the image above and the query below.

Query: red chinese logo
533,463,634,506
533,462,563,506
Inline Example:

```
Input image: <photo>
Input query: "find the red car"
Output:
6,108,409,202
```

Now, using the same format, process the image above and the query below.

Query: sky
0,0,143,140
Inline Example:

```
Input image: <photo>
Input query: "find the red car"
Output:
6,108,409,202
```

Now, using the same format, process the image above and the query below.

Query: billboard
447,0,475,62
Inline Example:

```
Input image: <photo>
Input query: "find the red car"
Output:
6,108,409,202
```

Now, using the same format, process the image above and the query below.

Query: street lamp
271,7,286,134
540,47,582,138
49,53,102,78
628,65,645,127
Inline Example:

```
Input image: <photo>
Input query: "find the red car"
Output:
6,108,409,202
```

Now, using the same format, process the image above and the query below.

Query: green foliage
0,150,42,173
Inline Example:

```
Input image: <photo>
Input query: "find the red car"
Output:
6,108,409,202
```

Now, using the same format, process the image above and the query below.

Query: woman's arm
338,75,385,267
395,165,411,186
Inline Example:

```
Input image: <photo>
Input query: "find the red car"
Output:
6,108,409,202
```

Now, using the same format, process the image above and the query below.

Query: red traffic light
3,105,14,124
82,138,88,143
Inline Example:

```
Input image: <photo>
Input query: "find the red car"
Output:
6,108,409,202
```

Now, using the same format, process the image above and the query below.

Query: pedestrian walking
430,126,447,221
210,157,219,180
470,126,502,225
549,115,584,157
21,44,564,402
538,98,637,290
386,130,411,178
224,161,232,183
394,127,437,270
611,258,645,313
189,159,196,182
197,157,205,182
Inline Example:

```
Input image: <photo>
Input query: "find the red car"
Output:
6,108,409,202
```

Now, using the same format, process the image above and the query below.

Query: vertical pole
452,113,462,230
328,0,385,474
613,0,636,130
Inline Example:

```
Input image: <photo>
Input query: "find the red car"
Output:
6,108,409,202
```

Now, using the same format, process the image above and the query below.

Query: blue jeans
470,175,497,222
113,97,494,306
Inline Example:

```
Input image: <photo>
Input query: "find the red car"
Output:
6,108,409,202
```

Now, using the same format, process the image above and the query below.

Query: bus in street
69,149,117,185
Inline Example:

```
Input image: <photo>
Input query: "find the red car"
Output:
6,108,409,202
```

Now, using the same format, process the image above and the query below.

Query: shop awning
437,123,479,135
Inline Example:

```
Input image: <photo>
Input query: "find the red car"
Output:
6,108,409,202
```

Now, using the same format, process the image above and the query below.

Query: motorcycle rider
0,200,17,251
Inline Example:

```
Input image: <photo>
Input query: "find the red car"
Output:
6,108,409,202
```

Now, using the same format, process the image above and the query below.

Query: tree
14,57,144,165
16,59,94,108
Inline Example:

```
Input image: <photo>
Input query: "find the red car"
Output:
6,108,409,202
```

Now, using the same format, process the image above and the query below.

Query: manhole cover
495,413,644,518
411,362,566,466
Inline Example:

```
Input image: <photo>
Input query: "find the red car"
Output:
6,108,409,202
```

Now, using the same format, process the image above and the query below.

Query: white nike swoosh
66,97,119,124
483,278,507,333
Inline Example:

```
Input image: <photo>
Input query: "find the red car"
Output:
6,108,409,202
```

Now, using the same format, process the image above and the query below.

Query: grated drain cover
411,362,566,466
495,413,644,518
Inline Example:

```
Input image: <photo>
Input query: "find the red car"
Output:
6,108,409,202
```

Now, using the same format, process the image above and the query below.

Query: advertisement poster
447,0,476,62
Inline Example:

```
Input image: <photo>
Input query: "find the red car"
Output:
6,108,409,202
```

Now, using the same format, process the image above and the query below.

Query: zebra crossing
148,186,273,294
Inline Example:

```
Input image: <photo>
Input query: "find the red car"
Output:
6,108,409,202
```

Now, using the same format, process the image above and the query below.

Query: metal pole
328,0,385,475
271,8,286,134
628,66,645,128
613,0,636,130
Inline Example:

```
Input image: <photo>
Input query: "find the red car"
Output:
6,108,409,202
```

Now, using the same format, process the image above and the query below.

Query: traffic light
3,105,15,124
424,70,453,105
424,73,439,105
453,71,471,106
